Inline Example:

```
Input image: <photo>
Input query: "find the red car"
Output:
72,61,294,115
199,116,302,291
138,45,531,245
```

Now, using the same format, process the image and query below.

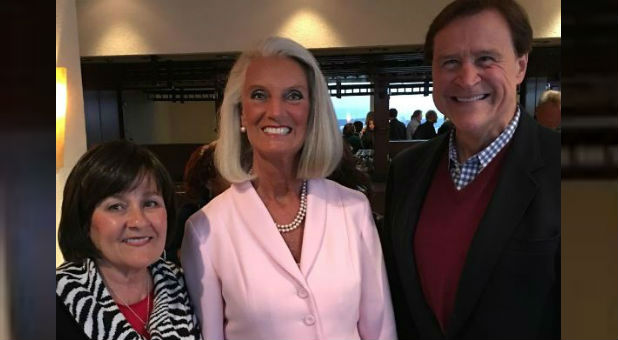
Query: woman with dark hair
167,141,229,265
56,140,202,340
328,142,373,200
361,111,375,149
343,122,362,154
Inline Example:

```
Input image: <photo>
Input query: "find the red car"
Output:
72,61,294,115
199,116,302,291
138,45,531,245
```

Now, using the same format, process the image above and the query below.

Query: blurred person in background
535,89,561,131
343,122,363,154
361,111,375,149
406,109,422,139
168,141,229,265
412,110,438,139
388,108,407,140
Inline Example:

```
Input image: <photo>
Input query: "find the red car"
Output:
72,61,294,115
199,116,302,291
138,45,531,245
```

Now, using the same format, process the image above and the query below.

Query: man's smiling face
431,9,528,142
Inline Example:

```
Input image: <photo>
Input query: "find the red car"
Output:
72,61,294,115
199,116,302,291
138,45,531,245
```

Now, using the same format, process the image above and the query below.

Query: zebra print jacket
56,258,202,340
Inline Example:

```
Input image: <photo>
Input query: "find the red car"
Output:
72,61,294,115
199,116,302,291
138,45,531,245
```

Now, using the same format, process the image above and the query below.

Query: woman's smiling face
89,174,167,272
240,56,310,163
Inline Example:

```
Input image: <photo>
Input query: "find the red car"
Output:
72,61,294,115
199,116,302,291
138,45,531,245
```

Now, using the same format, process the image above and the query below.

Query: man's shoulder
535,124,561,165
516,112,561,162
536,124,560,145
391,135,446,172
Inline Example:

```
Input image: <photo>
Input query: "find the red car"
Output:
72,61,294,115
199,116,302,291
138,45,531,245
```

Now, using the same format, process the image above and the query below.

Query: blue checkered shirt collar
448,107,520,191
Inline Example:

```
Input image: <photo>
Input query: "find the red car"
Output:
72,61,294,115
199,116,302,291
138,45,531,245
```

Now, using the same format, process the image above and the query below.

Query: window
390,94,445,131
331,95,371,131
329,82,447,133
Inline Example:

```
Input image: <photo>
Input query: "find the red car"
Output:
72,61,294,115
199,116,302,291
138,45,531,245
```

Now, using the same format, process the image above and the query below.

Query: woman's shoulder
189,180,258,224
196,181,251,218
56,259,102,307
151,258,185,279
56,258,94,279
56,295,90,340
318,178,370,208
184,184,238,236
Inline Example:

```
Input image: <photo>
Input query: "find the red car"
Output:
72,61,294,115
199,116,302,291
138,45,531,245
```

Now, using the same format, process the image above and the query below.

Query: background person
535,89,561,131
168,141,229,265
361,111,375,149
353,120,364,137
437,117,454,135
406,109,422,139
56,140,202,340
412,110,438,139
388,108,407,140
343,122,362,154
180,36,396,340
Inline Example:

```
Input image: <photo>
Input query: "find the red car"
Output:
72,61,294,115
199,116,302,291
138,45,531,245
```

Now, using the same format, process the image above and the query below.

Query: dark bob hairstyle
58,139,176,263
424,0,533,63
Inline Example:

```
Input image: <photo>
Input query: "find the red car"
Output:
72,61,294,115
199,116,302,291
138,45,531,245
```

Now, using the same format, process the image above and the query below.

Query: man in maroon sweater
381,1,560,339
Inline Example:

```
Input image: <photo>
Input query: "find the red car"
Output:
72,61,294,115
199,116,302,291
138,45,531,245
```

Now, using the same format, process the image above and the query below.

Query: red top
117,291,154,339
413,146,508,332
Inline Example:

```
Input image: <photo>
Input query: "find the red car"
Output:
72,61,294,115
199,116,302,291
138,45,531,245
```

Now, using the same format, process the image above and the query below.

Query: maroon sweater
413,146,508,332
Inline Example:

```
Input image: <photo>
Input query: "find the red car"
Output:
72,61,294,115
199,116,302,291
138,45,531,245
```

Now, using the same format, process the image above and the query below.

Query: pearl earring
240,126,246,133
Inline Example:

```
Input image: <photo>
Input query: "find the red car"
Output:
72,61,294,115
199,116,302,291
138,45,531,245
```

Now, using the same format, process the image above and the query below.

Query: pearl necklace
276,180,308,233
106,275,151,329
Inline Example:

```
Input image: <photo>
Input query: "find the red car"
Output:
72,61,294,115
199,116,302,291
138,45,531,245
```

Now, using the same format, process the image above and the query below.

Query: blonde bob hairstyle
215,36,343,184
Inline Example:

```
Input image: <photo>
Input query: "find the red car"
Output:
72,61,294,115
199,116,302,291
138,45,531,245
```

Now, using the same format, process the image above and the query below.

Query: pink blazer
181,178,396,340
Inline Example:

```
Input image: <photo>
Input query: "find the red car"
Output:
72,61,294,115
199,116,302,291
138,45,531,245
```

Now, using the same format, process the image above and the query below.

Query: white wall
56,0,87,267
76,0,561,57
63,0,562,267
123,91,218,144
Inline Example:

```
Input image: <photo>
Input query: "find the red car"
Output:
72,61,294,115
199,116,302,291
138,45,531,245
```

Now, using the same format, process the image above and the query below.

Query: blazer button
303,314,315,326
297,288,308,299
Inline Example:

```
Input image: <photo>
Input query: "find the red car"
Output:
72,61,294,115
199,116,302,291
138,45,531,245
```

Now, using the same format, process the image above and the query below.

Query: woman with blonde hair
181,36,396,339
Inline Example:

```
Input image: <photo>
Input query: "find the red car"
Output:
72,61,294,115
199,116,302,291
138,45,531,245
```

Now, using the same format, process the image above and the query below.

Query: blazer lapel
299,178,327,276
446,113,544,337
231,181,305,283
393,136,449,338
148,261,174,339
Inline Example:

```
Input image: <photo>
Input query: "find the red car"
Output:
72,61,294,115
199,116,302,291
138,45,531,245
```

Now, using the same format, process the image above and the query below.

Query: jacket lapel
446,112,544,337
393,135,449,338
148,261,171,338
299,179,327,276
56,259,141,340
232,181,306,283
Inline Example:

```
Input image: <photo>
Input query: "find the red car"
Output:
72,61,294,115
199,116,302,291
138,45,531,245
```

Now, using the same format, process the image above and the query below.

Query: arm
181,218,225,340
358,199,397,340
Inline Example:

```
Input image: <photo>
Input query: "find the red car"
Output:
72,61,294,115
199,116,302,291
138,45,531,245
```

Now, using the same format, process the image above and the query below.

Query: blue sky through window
331,95,371,131
330,93,446,132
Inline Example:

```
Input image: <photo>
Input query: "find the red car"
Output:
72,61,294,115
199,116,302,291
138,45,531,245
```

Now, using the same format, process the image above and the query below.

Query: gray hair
538,90,561,106
215,36,342,183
